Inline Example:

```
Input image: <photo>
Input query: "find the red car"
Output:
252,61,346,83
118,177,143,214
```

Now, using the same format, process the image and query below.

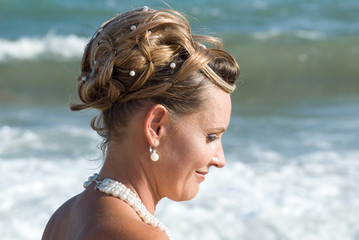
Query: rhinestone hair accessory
81,76,87,82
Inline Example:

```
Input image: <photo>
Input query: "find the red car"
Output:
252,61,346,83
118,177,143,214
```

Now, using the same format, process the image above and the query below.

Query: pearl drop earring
149,146,159,161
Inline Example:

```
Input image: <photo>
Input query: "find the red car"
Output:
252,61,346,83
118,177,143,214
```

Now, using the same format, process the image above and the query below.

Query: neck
98,141,162,214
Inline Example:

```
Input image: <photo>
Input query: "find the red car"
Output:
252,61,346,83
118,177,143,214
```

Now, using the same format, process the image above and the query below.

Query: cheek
177,135,204,158
176,141,212,173
162,134,203,176
159,135,212,200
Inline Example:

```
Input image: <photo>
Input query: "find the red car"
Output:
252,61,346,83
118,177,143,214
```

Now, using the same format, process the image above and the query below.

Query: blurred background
0,0,358,239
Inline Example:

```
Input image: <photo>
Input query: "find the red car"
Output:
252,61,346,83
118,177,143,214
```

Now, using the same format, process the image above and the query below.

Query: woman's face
156,85,232,201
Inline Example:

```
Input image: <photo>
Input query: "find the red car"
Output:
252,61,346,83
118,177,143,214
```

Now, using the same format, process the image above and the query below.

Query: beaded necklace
83,173,171,238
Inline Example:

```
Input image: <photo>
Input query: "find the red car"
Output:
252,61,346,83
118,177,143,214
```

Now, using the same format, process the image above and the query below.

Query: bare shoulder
42,190,170,240
80,195,170,240
42,195,79,240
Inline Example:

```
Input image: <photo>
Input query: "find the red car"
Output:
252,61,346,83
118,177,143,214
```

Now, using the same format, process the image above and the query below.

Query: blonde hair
71,7,239,146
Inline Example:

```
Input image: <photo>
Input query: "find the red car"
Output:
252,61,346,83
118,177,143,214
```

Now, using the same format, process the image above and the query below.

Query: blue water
1,0,359,239
1,0,359,38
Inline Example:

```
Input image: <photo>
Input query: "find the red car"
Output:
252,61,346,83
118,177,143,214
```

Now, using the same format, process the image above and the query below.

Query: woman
42,6,239,240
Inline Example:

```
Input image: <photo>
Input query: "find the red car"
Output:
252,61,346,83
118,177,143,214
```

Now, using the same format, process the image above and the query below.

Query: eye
206,133,218,142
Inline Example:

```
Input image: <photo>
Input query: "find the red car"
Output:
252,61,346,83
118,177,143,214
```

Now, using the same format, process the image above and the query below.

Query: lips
195,171,208,181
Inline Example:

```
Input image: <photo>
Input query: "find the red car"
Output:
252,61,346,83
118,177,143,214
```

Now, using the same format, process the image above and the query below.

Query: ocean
1,0,359,239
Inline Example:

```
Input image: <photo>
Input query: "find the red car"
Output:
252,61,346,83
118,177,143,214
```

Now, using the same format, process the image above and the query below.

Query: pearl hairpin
143,6,149,11
201,44,206,49
81,76,87,82
129,70,136,77
169,62,176,69
130,25,137,31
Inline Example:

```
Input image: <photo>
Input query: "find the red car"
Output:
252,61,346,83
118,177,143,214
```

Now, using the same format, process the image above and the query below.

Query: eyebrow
207,127,226,133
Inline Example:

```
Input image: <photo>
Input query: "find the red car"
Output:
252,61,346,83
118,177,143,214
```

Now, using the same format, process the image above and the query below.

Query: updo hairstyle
71,7,239,146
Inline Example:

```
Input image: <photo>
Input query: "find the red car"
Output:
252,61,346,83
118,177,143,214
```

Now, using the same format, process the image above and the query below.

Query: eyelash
206,133,219,142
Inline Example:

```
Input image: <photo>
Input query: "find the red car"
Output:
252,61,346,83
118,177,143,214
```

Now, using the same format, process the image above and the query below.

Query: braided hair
71,7,239,148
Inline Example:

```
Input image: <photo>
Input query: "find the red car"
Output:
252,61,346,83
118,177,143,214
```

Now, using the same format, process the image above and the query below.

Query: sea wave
2,149,359,240
0,28,328,63
0,32,88,62
251,28,327,41
0,122,99,160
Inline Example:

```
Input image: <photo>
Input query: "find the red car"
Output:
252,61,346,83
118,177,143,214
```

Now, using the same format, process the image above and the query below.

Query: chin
168,186,200,202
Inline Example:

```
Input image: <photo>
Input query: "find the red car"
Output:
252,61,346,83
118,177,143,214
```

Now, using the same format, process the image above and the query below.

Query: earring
149,146,159,161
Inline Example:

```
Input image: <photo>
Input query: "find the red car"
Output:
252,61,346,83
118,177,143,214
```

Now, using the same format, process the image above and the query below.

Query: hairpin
169,62,176,69
143,6,149,11
201,44,206,49
130,25,137,31
129,70,136,77
81,76,87,82
98,27,103,33
90,60,98,77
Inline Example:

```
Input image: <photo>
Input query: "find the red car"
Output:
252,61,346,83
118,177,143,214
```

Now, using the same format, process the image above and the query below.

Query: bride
42,6,239,240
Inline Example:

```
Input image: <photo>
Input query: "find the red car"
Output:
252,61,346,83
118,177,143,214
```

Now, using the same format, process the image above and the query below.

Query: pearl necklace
83,173,171,238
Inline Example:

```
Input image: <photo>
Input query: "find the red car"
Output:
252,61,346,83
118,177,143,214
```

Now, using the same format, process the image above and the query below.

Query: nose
211,147,226,168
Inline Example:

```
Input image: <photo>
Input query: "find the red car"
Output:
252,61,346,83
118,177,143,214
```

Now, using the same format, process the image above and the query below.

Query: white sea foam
251,28,326,40
0,32,88,62
0,157,98,240
2,149,358,240
294,30,326,40
0,124,99,159
0,126,40,154
251,28,283,40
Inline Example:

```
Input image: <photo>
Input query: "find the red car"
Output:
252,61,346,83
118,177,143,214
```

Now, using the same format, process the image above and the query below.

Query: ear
144,104,169,147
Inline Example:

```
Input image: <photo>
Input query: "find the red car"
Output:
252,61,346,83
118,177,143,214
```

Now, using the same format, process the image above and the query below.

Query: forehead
171,85,231,134
199,86,232,128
